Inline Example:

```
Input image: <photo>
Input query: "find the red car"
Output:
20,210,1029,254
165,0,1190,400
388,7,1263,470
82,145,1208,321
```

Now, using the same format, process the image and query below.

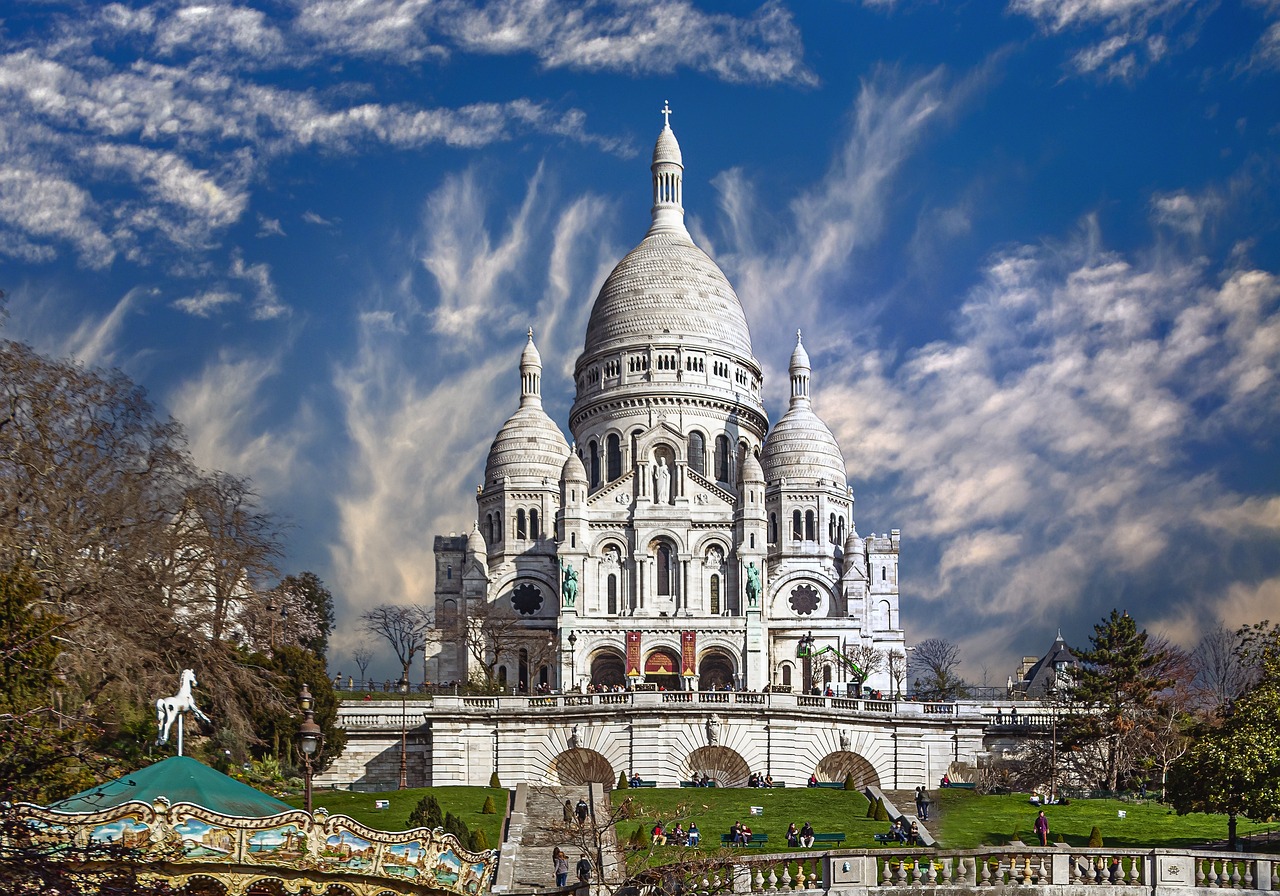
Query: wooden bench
631,780,657,788
944,782,976,790
812,833,846,846
812,782,846,789
720,834,768,848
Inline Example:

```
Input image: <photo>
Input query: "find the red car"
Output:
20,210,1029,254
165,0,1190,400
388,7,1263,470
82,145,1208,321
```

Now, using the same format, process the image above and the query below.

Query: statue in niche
706,714,720,745
654,456,671,504
745,562,761,607
560,560,578,607
840,731,850,752
569,725,580,749
707,546,723,570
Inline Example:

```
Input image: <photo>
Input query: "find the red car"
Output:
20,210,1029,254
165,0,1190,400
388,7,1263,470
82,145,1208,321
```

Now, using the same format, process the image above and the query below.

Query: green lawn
282,786,507,847
610,786,876,854
935,789,1280,851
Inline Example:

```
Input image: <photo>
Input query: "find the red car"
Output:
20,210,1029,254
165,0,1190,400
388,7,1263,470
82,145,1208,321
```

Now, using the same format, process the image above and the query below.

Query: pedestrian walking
919,788,931,821
576,854,593,884
576,797,589,824
1034,810,1049,847
563,800,573,824
553,847,569,887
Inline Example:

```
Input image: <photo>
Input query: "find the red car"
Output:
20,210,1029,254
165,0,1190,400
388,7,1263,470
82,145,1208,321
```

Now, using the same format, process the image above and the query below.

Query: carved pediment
587,470,636,507
685,468,737,506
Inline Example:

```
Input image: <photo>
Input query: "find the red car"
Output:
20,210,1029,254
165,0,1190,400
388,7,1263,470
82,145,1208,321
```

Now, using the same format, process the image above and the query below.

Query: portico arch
697,650,736,690
549,747,616,787
813,751,880,788
685,746,750,787
590,649,626,688
644,647,683,690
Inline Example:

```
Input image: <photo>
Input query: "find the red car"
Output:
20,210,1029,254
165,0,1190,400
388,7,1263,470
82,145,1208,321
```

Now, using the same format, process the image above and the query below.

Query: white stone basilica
432,110,905,697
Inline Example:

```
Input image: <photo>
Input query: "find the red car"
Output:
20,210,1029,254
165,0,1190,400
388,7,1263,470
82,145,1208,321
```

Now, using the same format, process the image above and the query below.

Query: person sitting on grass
908,821,919,846
670,823,686,846
800,822,815,849
687,823,700,846
651,822,667,846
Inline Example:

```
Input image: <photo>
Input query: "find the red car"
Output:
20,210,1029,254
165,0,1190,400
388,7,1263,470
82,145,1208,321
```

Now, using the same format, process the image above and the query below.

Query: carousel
8,672,498,896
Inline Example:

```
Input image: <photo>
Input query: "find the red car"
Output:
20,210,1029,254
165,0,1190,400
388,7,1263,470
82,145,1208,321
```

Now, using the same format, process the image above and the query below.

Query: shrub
874,798,889,822
489,771,502,788
1010,830,1020,845
408,794,444,829
471,829,490,850
1055,832,1065,844
629,825,646,849
866,795,876,818
618,772,629,789
1088,826,1103,848
481,795,497,815
844,772,857,791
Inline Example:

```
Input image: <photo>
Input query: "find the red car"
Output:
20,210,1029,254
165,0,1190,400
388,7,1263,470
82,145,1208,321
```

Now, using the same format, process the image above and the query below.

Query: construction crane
795,632,865,680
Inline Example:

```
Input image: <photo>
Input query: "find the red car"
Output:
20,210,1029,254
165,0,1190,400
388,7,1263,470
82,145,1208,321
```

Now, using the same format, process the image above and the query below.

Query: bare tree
463,600,555,693
1194,623,1257,712
353,644,373,686
908,638,968,700
361,604,434,684
886,649,907,699
845,643,883,692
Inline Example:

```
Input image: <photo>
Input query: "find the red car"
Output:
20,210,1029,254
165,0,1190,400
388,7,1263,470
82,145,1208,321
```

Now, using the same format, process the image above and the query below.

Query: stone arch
643,647,683,689
813,751,881,788
549,747,616,787
685,745,750,787
697,650,736,689
590,649,626,687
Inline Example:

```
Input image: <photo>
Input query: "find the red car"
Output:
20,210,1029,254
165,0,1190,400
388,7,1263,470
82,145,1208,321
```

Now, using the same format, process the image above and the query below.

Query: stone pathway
494,783,620,893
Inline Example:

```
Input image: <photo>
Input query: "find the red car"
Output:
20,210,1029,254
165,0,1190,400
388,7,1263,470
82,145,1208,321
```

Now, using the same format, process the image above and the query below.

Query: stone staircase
868,786,937,846
494,783,620,893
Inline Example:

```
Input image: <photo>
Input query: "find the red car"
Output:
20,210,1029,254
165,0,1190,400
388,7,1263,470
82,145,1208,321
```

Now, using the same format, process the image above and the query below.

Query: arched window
769,513,778,544
805,510,816,541
715,435,730,482
688,432,706,476
608,574,618,615
530,508,540,540
516,509,527,539
497,666,507,686
486,512,493,543
829,514,836,542
606,434,622,480
446,564,453,580
441,598,457,628
781,664,792,687
837,518,845,544
881,565,887,581
750,533,756,549
710,574,720,615
657,544,673,596
588,441,600,489
792,510,802,540
519,649,529,692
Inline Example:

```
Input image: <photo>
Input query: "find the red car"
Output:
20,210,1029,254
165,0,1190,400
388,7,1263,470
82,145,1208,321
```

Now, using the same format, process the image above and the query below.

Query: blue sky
4,0,1278,685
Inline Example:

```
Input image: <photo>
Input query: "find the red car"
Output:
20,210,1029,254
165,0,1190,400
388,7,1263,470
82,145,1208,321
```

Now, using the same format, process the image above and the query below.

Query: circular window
789,584,820,616
512,582,543,616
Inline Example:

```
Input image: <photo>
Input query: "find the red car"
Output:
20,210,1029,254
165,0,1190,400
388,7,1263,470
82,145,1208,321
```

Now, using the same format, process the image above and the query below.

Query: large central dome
582,229,755,359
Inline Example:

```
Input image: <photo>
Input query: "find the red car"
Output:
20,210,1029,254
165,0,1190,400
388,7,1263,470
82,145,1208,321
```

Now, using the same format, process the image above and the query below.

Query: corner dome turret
762,331,847,488
484,330,570,486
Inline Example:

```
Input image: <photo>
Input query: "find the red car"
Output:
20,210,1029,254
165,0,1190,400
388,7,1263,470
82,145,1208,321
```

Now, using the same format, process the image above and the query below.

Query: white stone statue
156,669,211,754
706,714,720,745
654,456,671,504
840,731,850,752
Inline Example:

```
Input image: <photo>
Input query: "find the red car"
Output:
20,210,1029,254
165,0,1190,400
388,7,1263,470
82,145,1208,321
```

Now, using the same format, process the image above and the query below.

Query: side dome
762,331,847,487
762,410,847,487
485,330,570,486
562,449,587,484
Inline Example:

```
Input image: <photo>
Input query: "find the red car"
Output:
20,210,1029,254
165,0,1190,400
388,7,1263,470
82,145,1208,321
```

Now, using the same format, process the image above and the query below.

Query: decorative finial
527,326,534,340
661,100,672,128
796,329,802,344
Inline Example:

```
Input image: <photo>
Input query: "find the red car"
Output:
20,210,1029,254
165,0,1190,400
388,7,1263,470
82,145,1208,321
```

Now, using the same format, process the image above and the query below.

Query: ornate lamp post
297,684,323,813
567,631,577,691
398,675,410,790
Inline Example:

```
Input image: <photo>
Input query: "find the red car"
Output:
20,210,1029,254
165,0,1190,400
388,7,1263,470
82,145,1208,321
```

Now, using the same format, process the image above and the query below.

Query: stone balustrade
640,848,1277,895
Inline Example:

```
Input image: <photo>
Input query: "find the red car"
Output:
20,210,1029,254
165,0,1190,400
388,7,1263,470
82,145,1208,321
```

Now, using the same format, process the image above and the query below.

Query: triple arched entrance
588,647,738,690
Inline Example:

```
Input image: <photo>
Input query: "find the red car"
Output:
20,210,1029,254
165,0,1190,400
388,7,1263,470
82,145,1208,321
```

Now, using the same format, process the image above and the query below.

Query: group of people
551,848,592,887
727,821,755,845
650,821,700,846
686,773,714,787
785,822,816,848
745,772,775,788
885,817,921,845
562,798,591,826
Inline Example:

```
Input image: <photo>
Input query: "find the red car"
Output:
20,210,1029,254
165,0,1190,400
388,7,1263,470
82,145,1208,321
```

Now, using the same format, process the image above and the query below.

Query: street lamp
567,631,577,692
297,684,323,813
398,674,410,790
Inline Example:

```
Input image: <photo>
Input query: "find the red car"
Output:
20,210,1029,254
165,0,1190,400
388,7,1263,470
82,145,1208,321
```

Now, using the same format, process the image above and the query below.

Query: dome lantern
651,101,685,234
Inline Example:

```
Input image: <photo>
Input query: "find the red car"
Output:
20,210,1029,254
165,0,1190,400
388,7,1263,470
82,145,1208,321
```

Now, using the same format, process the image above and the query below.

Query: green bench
630,780,657,787
812,833,845,846
812,782,845,789
679,781,718,787
944,782,976,790
721,833,768,848
873,833,899,843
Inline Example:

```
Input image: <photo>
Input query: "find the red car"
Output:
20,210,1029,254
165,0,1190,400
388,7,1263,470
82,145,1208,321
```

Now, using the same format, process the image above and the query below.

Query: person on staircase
553,848,569,887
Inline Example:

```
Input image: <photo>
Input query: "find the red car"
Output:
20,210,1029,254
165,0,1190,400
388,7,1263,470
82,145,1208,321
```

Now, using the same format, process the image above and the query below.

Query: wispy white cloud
172,289,239,317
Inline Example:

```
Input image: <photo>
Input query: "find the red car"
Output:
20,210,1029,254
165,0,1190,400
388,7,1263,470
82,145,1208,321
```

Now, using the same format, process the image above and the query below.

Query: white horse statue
156,668,212,753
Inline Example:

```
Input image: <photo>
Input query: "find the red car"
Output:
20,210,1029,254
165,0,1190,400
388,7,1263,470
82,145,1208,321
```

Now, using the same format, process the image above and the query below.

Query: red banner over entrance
681,631,696,677
645,652,676,674
626,631,642,677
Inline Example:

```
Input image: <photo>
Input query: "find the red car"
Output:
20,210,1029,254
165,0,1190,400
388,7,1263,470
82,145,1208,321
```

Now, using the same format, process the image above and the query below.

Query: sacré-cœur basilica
321,110,986,791
432,108,905,698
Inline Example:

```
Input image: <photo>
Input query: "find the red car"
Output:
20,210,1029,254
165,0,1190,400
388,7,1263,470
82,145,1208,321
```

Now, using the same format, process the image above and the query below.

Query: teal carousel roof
52,755,294,818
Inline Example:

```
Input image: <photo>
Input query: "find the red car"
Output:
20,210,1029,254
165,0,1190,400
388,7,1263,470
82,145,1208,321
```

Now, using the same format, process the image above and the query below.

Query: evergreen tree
409,794,444,829
489,770,502,788
1062,610,1171,791
1168,624,1280,848
481,795,497,814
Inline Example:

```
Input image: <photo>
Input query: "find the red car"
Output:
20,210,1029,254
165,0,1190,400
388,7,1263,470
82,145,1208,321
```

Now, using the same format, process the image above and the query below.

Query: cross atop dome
661,100,672,128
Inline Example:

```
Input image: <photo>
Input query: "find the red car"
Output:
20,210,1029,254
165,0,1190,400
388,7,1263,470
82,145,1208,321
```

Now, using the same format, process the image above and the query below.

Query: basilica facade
432,113,904,696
